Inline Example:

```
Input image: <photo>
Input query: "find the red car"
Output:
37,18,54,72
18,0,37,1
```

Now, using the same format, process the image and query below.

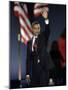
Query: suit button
37,59,40,64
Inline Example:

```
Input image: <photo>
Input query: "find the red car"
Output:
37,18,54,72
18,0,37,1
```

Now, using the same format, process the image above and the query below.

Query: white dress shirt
32,36,38,51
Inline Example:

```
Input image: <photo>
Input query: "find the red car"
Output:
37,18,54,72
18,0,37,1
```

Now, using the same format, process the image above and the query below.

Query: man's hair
32,21,40,28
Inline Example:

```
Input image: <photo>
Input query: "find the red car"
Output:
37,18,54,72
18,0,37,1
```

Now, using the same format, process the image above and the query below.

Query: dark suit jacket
26,22,54,76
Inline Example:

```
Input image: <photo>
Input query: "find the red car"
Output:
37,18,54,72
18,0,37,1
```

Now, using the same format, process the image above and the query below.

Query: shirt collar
34,35,38,38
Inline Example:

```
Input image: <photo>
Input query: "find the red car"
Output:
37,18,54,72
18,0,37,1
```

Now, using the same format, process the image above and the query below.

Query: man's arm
44,19,50,41
41,9,50,44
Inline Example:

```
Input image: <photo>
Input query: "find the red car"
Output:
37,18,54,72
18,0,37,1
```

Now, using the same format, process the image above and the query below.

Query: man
26,8,54,87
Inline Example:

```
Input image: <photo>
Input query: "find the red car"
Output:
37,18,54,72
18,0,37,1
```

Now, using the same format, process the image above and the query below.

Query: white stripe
21,37,27,44
23,4,28,14
21,38,24,43
14,5,19,12
21,37,24,43
20,28,29,41
21,36,28,44
14,5,32,28
21,37,28,44
19,17,33,38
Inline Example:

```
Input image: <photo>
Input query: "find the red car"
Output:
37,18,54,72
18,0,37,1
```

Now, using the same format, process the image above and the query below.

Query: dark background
9,1,66,81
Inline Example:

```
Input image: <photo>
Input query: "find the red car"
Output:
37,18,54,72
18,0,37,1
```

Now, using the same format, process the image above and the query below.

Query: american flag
13,2,49,44
14,2,33,44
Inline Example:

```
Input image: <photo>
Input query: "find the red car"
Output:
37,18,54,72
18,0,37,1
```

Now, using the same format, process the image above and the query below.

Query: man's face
32,24,41,36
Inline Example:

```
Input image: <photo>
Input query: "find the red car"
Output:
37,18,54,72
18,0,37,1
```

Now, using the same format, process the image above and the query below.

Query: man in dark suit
26,8,54,87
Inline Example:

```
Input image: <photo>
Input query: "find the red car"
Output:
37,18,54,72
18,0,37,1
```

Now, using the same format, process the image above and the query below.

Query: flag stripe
20,4,29,19
23,4,28,14
19,11,32,30
21,3,28,16
20,28,29,41
20,24,31,40
19,16,33,38
14,5,29,22
21,35,28,44
19,14,33,34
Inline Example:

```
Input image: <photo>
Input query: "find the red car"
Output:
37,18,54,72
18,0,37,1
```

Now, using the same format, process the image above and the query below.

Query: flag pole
18,33,22,85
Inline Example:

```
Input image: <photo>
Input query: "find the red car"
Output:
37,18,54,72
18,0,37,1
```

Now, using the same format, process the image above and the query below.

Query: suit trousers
30,52,49,87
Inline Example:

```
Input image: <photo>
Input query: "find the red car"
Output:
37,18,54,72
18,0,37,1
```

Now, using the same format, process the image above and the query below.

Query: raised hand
41,7,49,19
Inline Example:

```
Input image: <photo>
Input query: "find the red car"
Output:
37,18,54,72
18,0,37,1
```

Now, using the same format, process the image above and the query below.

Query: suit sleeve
44,19,50,42
26,41,31,75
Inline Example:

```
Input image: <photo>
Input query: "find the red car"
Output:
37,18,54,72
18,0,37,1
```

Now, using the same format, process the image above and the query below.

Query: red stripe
19,13,33,34
21,35,27,44
14,4,19,17
14,11,19,17
20,24,31,40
